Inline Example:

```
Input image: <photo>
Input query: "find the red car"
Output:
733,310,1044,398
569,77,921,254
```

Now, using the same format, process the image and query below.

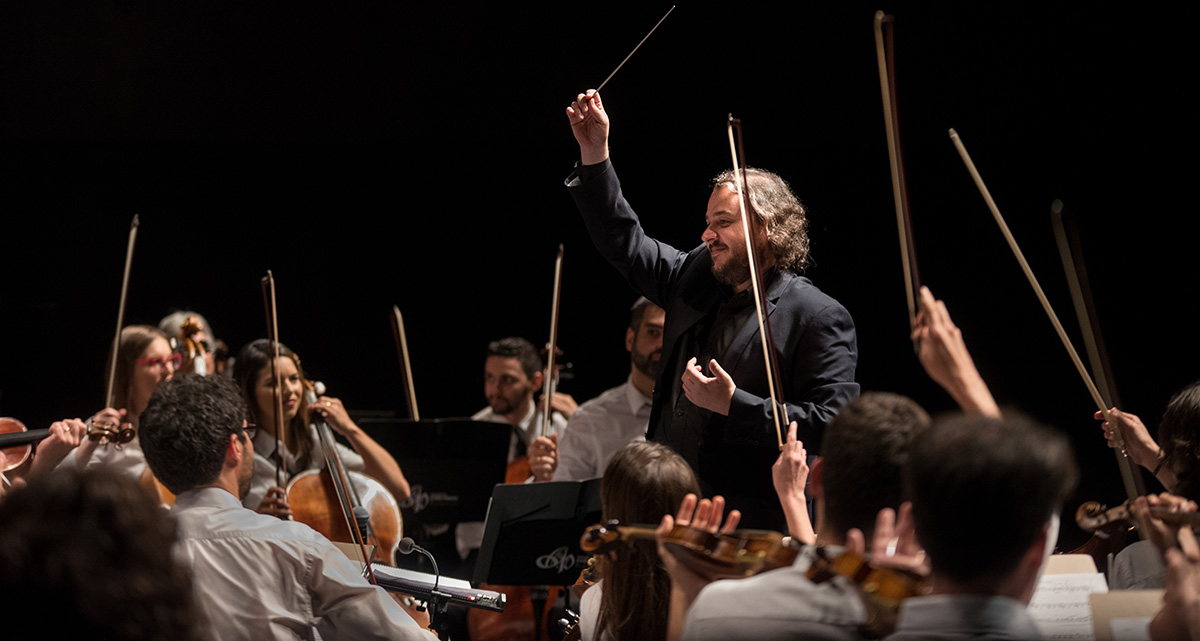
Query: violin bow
390,305,420,421
540,244,565,439
260,271,288,490
726,116,787,449
104,215,140,408
1051,202,1145,500
948,130,1124,438
873,12,922,335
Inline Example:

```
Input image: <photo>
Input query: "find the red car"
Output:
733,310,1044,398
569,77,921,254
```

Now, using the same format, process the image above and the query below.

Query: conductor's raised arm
566,90,610,165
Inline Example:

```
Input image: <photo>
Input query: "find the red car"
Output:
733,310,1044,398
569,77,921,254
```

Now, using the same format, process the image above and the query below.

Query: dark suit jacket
567,160,859,527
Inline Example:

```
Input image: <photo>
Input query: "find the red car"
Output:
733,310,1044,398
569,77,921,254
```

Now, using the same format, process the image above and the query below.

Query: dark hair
0,467,206,641
485,337,542,380
596,442,701,641
232,339,314,470
907,413,1078,585
111,325,170,412
712,168,810,273
140,374,247,493
1157,381,1200,501
629,297,660,332
821,392,930,541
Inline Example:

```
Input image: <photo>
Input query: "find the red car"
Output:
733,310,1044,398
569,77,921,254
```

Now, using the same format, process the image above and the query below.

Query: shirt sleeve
308,539,438,640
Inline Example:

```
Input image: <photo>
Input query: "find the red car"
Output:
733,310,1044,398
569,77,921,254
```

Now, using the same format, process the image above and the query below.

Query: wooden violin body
805,547,930,639
288,468,402,566
581,520,801,580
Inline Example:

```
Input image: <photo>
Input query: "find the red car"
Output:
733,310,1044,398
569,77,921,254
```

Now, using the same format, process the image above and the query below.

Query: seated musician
535,297,664,482
1097,380,1200,588
139,373,436,641
888,412,1078,640
662,287,996,640
663,392,930,641
578,441,709,641
233,339,410,517
0,467,205,641
56,325,177,480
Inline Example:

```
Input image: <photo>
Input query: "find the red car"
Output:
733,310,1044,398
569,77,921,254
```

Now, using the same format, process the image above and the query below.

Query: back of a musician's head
907,412,1078,587
141,373,247,493
821,392,929,541
0,467,204,641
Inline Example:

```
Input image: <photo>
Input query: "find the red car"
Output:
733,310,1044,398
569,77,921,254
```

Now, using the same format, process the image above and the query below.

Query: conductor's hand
682,357,735,416
566,90,610,165
529,433,559,482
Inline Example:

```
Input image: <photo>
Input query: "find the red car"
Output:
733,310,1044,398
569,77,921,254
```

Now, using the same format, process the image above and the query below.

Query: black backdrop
2,2,1192,549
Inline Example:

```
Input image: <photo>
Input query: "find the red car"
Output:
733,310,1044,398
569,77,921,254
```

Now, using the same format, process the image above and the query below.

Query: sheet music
1029,572,1109,640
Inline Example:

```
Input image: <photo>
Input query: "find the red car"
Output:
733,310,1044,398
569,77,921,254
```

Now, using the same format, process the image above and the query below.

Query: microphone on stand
397,536,441,598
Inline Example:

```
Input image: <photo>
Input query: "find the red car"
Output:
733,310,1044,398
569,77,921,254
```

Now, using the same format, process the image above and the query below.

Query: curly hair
712,167,811,273
1158,381,1200,501
0,467,207,641
140,374,248,494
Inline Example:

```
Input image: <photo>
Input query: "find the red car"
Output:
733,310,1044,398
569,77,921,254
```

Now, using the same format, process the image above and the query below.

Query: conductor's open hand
682,357,735,416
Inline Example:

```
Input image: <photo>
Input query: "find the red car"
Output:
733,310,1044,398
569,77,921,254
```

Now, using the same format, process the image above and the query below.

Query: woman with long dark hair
233,339,410,516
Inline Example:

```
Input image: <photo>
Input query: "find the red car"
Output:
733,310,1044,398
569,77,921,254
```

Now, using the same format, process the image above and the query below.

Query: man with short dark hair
565,90,859,529
887,413,1078,640
473,336,571,464
670,392,930,640
140,374,434,641
544,297,665,481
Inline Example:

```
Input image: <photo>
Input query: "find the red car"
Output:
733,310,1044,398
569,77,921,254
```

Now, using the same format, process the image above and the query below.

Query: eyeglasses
136,353,183,370
243,423,258,441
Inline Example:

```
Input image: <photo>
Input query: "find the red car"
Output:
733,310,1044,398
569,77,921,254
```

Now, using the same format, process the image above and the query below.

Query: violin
580,519,800,580
805,547,930,639
1076,500,1200,533
1,418,36,489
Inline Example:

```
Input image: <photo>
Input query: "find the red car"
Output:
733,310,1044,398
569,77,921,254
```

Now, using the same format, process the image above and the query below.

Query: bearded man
564,90,859,529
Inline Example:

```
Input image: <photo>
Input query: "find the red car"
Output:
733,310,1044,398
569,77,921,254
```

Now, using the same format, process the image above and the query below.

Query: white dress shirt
553,378,650,481
172,487,434,641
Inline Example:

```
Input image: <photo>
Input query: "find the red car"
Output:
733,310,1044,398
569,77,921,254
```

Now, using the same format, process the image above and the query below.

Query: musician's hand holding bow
566,90,610,166
682,357,735,416
1095,407,1163,476
772,421,815,544
529,433,558,482
912,287,999,417
256,486,293,519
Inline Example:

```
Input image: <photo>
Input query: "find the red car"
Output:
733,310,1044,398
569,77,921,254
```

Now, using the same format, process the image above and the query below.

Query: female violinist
55,325,177,479
233,339,411,516
577,441,704,641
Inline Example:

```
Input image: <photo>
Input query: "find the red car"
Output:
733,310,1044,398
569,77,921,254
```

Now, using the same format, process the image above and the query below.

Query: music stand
473,479,603,587
359,418,511,527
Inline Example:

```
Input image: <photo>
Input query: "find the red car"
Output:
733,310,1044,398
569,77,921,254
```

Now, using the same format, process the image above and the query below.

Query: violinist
543,297,664,482
890,412,1078,640
1096,380,1200,589
57,325,176,479
565,90,859,529
474,337,571,465
579,441,705,641
139,374,436,641
1128,494,1200,641
665,392,929,641
233,339,411,516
